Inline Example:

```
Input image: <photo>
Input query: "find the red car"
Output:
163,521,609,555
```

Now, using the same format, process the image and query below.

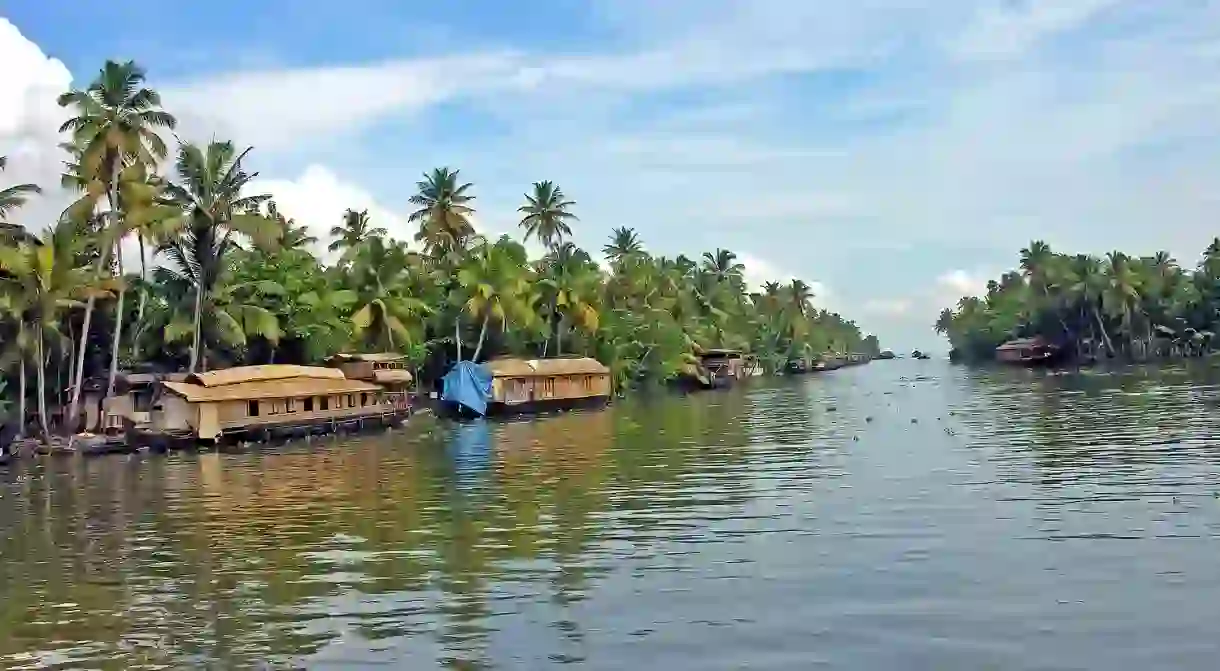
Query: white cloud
164,53,523,150
862,298,913,316
0,18,73,231
736,251,830,301
949,0,1122,61
936,269,989,296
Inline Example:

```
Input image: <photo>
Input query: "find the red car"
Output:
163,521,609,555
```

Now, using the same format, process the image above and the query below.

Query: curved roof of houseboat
482,357,609,377
327,352,408,363
163,377,380,403
186,365,345,388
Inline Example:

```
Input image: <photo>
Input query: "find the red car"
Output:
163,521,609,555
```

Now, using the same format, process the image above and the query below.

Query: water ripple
4,362,1220,668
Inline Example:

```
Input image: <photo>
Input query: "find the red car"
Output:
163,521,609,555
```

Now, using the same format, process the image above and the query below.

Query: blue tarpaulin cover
442,361,493,416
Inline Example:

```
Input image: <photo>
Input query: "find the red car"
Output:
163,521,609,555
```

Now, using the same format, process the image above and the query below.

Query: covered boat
441,357,612,417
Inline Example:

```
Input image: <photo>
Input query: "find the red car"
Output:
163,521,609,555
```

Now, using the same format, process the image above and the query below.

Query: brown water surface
3,361,1220,669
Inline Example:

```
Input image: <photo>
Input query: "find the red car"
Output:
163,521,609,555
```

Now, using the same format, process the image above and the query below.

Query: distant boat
995,337,1064,366
877,350,895,360
911,350,931,360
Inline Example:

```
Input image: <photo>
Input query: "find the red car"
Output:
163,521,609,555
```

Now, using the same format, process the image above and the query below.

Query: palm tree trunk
454,317,462,362
68,256,108,434
132,235,148,361
17,321,26,439
107,243,126,396
67,159,120,434
36,324,49,440
1091,304,1114,355
472,312,490,361
556,315,564,356
188,283,204,373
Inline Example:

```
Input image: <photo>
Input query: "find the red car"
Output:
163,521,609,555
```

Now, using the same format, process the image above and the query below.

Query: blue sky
4,1,1220,350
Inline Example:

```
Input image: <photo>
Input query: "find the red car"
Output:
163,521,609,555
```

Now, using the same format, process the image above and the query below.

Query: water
4,361,1220,669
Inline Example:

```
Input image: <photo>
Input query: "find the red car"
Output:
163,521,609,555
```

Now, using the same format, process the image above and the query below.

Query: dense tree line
0,60,877,437
935,240,1220,362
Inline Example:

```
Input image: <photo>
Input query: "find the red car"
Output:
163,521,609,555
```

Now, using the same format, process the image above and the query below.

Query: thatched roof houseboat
441,357,612,417
134,364,410,447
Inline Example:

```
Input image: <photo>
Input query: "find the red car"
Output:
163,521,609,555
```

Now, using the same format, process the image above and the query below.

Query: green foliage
937,239,1220,361
0,58,880,435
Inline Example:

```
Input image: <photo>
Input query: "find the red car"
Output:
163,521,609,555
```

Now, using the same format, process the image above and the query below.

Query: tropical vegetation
935,240,1220,362
0,59,877,438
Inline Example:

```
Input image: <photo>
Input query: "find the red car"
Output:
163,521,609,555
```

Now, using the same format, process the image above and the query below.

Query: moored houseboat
441,357,612,417
995,337,1063,366
326,352,413,407
133,364,410,449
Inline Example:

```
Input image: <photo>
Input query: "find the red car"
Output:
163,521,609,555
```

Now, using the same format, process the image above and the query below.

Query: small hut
138,364,408,445
475,357,611,414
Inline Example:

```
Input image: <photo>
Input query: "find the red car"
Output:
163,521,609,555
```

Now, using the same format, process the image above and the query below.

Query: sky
3,0,1220,351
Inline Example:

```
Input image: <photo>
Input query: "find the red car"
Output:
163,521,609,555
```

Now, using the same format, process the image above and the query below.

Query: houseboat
441,357,612,417
326,352,414,404
995,337,1063,366
682,348,755,388
132,364,410,449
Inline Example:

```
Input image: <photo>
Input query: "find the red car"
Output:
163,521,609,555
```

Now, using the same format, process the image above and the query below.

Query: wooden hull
130,408,411,451
440,395,609,419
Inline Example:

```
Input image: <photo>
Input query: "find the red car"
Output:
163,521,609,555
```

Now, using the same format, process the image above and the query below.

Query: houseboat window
347,394,356,408
542,377,556,396
268,401,280,415
286,398,296,413
304,397,314,412
320,396,329,410
583,375,593,391
248,400,260,417
360,392,368,406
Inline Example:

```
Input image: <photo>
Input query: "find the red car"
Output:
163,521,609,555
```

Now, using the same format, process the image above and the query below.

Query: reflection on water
4,363,1220,669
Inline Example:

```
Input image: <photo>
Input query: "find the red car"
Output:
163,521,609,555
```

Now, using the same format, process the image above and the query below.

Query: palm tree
410,167,476,258
0,224,110,436
159,140,276,372
57,59,176,430
538,242,601,355
1102,251,1143,355
457,236,537,360
0,156,42,236
0,291,32,437
348,236,431,351
328,208,385,264
518,181,577,250
267,202,317,252
602,226,643,266
701,248,745,286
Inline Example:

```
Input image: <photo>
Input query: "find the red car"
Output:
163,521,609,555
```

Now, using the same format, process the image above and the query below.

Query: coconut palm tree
0,224,110,436
701,248,745,286
538,242,601,355
57,59,176,430
410,167,476,258
0,156,42,233
348,236,432,351
266,202,317,252
159,140,276,372
518,181,577,250
458,236,537,360
328,208,387,265
602,226,642,266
